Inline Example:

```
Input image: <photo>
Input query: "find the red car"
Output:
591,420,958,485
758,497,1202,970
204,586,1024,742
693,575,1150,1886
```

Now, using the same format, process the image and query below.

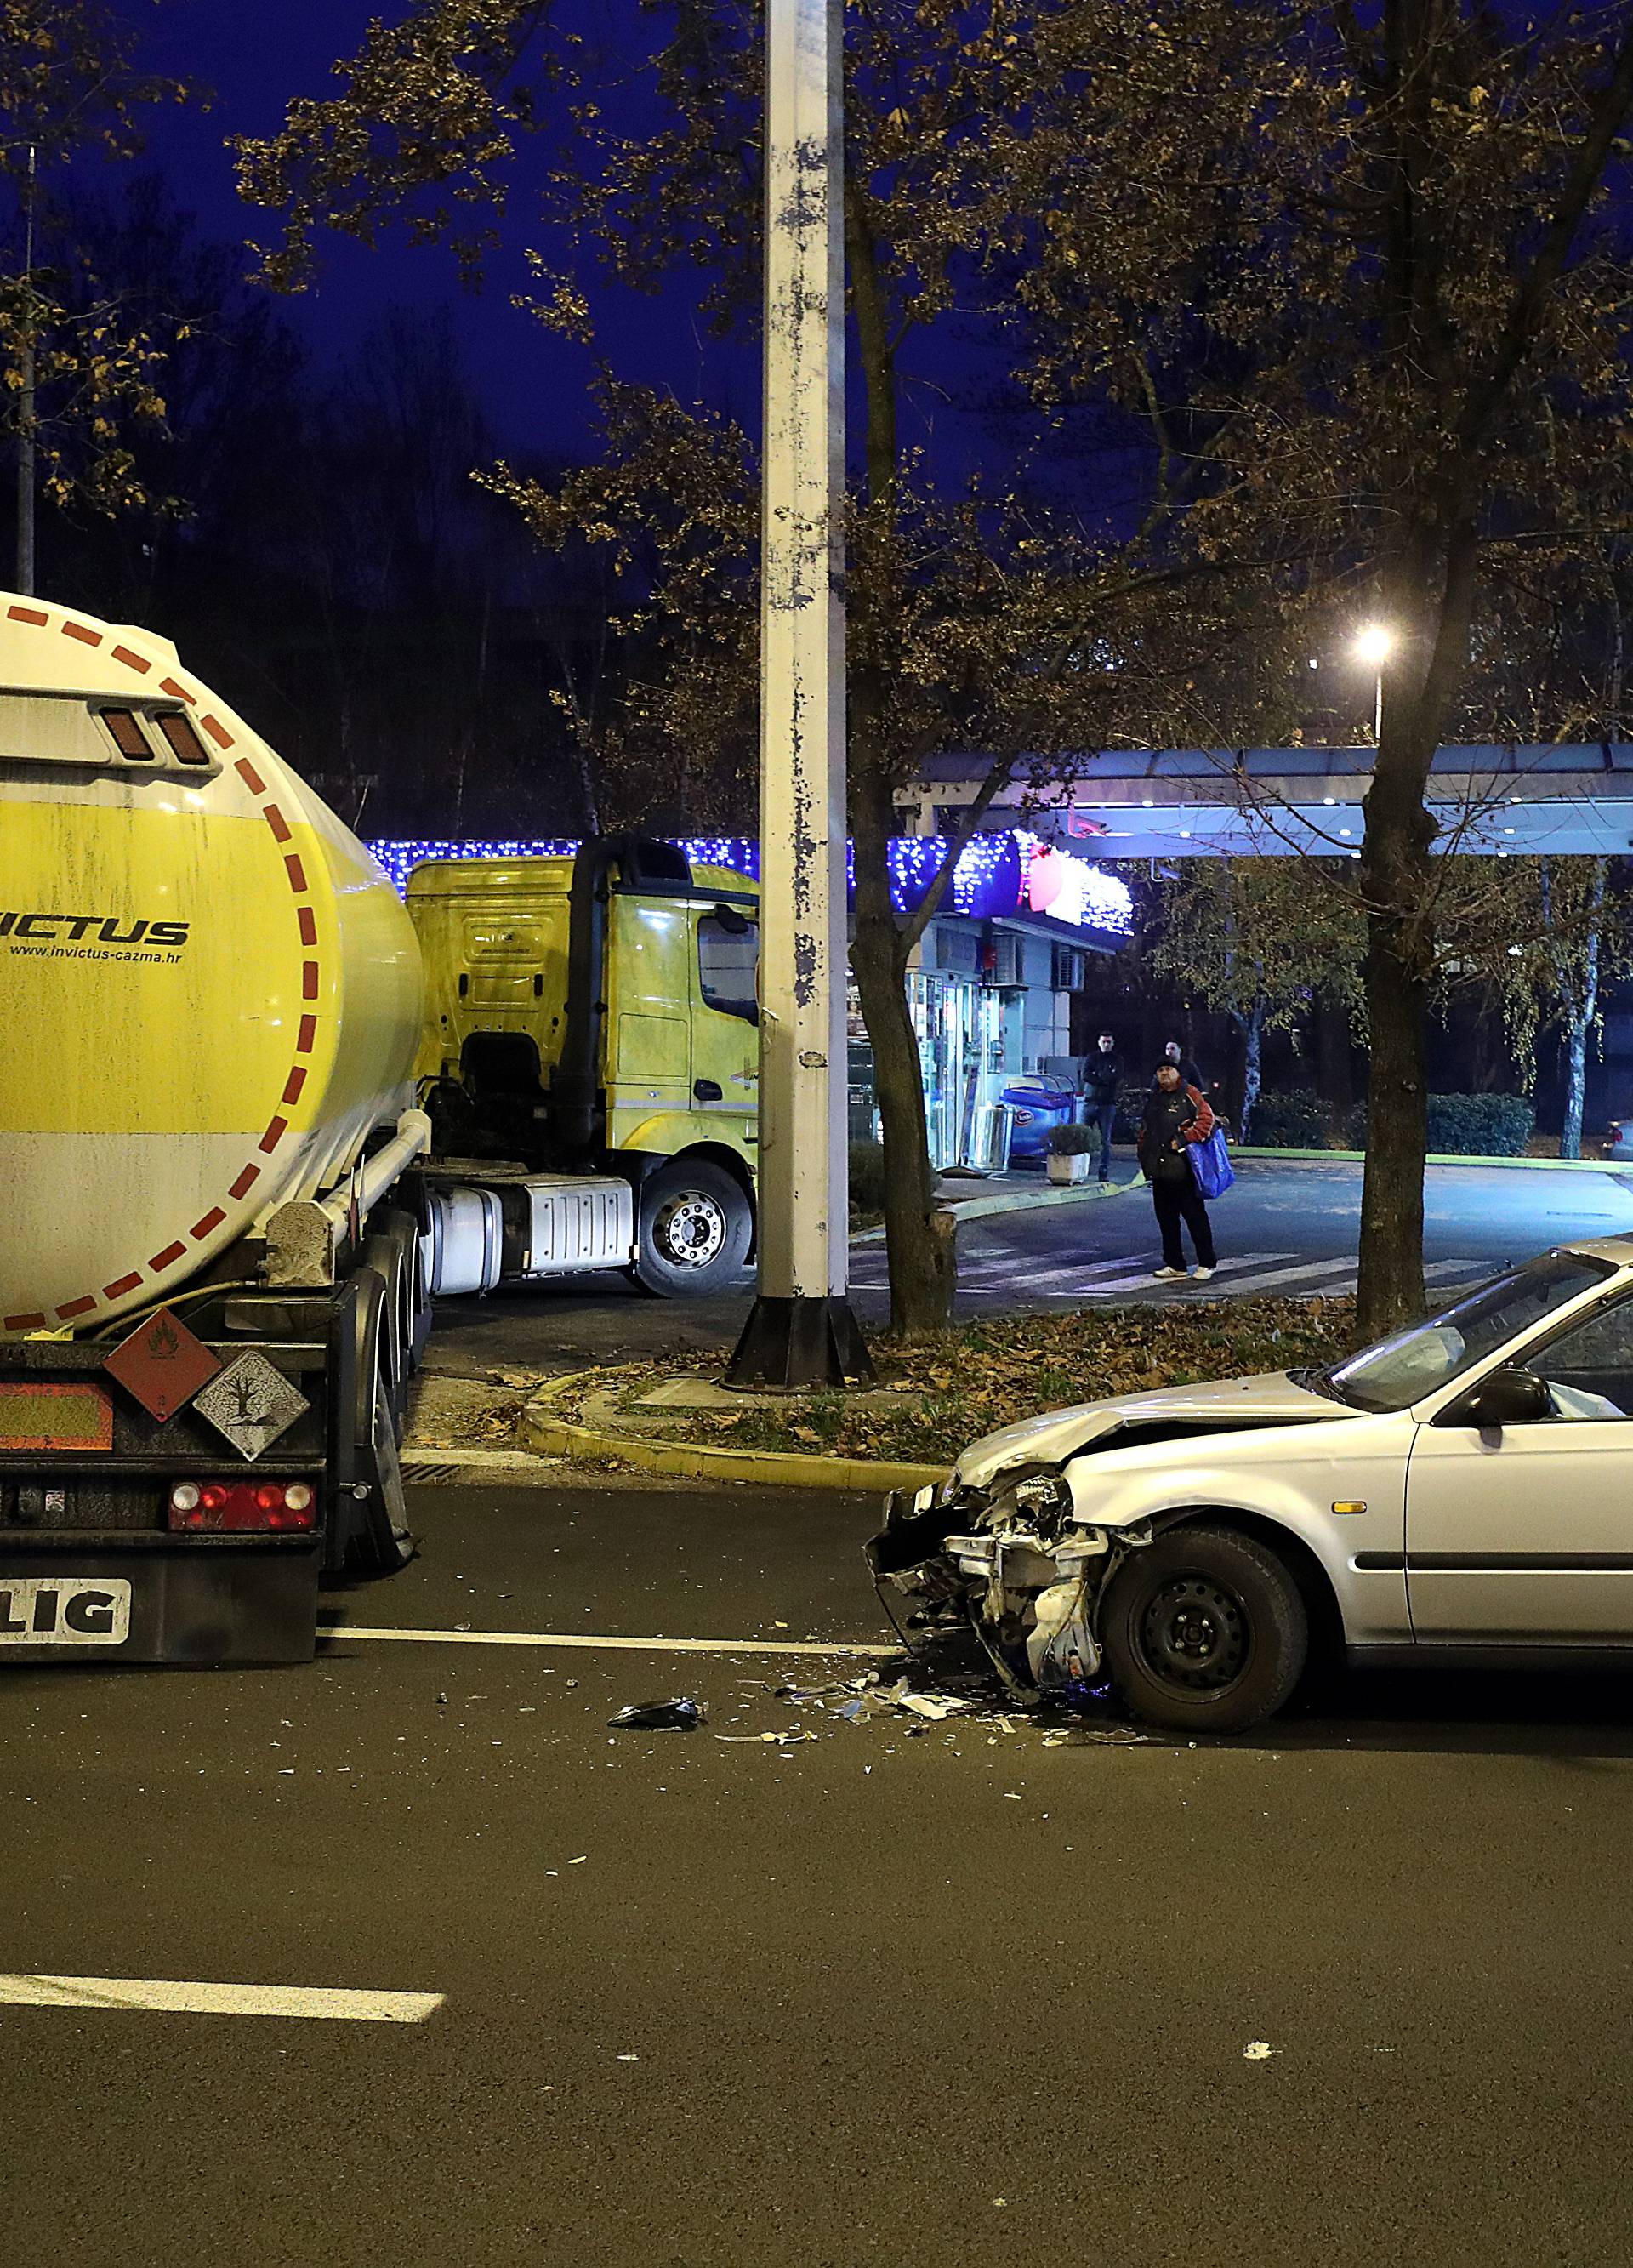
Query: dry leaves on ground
600,1296,1363,1467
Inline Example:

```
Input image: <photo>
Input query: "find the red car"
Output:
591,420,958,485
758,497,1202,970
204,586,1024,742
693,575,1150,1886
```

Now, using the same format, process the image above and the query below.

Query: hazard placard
104,1308,221,1423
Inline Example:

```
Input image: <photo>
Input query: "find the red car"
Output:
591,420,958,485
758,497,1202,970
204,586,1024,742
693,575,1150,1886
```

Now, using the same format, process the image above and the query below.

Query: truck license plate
0,1578,131,1645
0,1382,113,1452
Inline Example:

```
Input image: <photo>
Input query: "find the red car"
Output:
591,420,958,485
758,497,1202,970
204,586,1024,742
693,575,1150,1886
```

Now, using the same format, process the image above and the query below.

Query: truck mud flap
0,1541,320,1667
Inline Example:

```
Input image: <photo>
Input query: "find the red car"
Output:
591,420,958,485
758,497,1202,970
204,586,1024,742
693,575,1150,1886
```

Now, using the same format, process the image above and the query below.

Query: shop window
987,931,1024,987
698,908,759,1022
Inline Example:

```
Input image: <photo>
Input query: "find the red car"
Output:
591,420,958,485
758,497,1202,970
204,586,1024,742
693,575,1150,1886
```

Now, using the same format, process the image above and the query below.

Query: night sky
104,0,1018,495
108,0,758,459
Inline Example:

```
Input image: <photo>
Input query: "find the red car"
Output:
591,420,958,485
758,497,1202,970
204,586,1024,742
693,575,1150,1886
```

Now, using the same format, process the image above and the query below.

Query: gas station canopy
902,745,1633,860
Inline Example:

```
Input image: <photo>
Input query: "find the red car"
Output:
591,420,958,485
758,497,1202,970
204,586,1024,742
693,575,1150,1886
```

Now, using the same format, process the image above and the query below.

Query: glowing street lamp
1354,624,1395,739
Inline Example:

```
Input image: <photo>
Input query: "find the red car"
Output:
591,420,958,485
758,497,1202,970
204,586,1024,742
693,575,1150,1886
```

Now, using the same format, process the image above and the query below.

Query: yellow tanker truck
0,596,760,1667
407,845,760,1298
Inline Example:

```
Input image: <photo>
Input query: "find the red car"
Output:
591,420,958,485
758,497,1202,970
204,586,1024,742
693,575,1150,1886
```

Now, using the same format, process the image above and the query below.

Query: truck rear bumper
0,1535,320,1665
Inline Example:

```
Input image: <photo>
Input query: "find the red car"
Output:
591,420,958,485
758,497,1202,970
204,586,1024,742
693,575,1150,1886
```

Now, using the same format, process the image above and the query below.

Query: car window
1324,1253,1614,1412
697,909,758,1022
1519,1298,1633,1421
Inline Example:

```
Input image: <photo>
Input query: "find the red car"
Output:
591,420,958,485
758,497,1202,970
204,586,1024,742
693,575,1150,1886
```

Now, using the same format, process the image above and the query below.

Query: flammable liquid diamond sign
104,1307,221,1423
193,1353,310,1462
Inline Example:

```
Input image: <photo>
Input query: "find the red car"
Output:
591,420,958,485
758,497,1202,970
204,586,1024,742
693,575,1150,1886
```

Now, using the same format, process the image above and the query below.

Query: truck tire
329,1265,415,1578
632,1160,753,1297
1098,1523,1307,1735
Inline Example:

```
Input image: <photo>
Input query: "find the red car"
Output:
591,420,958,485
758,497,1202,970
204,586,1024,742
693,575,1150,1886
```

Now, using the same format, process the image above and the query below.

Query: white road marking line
1182,1253,1361,1296
322,1626,902,1657
0,1976,443,2023
1077,1253,1295,1295
1425,1257,1497,1280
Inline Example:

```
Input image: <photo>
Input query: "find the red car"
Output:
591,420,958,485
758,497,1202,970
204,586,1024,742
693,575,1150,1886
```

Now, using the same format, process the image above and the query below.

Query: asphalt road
7,1479,1633,2266
425,1156,1633,1375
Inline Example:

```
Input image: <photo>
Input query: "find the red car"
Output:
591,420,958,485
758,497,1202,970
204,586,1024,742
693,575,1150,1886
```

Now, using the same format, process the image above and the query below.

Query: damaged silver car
868,1243,1633,1733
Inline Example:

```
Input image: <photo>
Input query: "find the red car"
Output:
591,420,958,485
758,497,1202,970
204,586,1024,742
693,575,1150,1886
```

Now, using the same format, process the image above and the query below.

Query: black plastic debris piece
606,1698,709,1731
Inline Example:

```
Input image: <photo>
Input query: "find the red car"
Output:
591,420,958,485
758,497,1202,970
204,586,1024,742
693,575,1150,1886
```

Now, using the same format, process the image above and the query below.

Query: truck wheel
349,1367,415,1576
633,1160,753,1297
1098,1524,1307,1735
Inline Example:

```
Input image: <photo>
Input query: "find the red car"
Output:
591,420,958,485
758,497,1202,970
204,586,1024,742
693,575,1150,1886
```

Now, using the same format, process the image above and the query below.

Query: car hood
952,1370,1347,1491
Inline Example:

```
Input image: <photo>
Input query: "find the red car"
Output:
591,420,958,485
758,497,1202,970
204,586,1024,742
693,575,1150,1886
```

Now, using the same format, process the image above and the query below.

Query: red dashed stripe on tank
2,604,327,1335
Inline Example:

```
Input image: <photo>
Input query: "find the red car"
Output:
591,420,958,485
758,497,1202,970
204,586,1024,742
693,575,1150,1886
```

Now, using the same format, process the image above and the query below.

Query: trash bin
968,1102,1016,1171
999,1075,1078,1163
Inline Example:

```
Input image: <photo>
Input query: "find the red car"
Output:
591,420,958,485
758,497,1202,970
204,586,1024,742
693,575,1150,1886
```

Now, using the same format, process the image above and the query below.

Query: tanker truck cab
0,595,435,1667
407,839,759,1297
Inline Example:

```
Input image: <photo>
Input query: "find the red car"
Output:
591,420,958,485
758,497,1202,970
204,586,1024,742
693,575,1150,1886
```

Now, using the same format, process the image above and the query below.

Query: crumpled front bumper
867,1481,1145,1700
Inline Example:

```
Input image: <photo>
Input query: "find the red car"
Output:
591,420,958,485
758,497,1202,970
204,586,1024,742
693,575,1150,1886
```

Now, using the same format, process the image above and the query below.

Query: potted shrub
1047,1122,1098,1184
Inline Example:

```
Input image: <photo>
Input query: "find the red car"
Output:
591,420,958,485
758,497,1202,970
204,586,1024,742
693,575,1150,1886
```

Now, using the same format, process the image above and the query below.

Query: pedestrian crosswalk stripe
1175,1252,1360,1296
1073,1253,1295,1296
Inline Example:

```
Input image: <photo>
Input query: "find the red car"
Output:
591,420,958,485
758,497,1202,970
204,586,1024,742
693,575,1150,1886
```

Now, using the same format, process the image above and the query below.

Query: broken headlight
1010,1472,1073,1520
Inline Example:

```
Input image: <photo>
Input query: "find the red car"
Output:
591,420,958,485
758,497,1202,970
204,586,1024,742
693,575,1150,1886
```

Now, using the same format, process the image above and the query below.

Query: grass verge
594,1296,1363,1470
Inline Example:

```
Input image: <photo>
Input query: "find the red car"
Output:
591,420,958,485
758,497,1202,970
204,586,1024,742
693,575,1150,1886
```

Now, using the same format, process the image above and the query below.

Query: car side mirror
1438,1365,1550,1429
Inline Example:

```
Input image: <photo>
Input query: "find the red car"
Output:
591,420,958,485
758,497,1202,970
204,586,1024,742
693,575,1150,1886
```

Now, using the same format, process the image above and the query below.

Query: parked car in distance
868,1243,1633,1734
1607,1115,1633,1161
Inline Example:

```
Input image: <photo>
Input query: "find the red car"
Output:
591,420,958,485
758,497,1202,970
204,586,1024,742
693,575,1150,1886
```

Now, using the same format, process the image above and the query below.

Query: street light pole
16,142,38,598
1354,623,1394,746
726,0,871,1388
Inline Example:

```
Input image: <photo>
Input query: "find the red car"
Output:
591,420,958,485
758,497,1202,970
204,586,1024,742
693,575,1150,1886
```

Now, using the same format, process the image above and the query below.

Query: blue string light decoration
366,830,1131,936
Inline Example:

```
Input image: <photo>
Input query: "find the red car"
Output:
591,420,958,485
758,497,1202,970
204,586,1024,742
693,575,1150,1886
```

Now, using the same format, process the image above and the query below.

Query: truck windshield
1323,1252,1616,1412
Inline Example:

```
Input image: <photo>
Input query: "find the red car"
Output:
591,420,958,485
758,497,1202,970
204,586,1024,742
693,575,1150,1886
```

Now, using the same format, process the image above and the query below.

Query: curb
851,1171,1143,1245
1230,1148,1624,1173
518,1372,949,1494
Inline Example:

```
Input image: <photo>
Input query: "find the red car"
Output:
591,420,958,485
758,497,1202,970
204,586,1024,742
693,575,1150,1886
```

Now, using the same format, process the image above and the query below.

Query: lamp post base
725,1294,875,1390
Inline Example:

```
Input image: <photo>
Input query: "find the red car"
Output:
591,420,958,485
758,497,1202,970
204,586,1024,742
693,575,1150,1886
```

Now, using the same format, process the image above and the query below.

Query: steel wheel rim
652,1189,728,1269
1138,1574,1249,1693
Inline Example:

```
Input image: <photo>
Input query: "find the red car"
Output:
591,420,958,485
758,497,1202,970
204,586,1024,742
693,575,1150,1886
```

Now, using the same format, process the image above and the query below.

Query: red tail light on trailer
168,1480,316,1533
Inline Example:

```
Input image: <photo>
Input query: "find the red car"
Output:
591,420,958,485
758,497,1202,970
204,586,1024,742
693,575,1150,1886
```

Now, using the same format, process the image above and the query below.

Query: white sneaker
1152,1266,1186,1280
1192,1265,1216,1281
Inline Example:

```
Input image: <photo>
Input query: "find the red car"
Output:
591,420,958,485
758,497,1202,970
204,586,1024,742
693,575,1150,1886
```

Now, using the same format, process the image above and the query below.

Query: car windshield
1323,1252,1616,1413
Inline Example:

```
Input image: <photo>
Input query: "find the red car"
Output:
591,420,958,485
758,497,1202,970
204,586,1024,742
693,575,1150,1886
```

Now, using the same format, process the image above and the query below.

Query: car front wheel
1098,1523,1307,1735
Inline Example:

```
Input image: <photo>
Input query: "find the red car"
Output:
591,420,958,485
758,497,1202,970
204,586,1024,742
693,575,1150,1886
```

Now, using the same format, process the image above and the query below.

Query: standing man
1155,1037,1206,1093
1138,1061,1218,1281
1084,1030,1121,1183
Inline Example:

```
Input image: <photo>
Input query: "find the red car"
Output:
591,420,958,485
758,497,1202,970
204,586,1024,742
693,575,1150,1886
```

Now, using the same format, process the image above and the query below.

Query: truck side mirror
1438,1365,1550,1429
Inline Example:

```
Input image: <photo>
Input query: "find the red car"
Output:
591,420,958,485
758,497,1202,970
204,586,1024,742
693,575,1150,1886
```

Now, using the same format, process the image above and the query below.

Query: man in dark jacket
1137,1063,1218,1279
1084,1031,1121,1182
1153,1037,1206,1092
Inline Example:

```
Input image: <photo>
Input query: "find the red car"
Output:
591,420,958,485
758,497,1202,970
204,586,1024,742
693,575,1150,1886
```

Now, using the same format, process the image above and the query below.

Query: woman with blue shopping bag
1137,1063,1230,1280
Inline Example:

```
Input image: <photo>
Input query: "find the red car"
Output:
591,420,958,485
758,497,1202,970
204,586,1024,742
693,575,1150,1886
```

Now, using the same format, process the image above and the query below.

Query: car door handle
692,1079,723,1102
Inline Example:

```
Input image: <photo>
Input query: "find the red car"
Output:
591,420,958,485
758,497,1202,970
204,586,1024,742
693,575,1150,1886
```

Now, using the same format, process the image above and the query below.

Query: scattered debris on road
607,1698,709,1731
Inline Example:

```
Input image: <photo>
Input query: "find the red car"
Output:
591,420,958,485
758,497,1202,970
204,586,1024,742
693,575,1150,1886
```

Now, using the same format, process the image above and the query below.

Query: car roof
1550,1237,1633,1268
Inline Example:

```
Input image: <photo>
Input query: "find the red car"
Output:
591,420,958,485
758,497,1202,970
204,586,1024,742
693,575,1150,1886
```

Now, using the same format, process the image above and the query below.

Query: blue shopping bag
1191,1125,1235,1199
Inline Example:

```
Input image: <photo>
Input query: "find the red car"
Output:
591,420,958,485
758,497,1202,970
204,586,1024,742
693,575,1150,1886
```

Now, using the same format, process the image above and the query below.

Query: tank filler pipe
318,1108,433,1237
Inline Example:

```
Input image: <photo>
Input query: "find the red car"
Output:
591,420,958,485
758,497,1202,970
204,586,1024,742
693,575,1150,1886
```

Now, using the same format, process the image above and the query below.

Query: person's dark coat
1085,1049,1120,1104
1138,1084,1215,1182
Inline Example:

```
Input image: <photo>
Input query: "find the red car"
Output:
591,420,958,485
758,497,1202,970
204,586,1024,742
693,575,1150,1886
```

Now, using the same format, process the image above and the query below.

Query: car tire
632,1160,754,1297
1098,1523,1307,1735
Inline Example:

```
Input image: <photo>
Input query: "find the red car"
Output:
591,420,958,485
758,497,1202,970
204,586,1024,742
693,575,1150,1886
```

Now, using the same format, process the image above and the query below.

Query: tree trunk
850,763,953,1335
1560,863,1604,1159
1562,1017,1590,1160
1355,572,1451,1337
1238,1004,1264,1144
1357,912,1429,1333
